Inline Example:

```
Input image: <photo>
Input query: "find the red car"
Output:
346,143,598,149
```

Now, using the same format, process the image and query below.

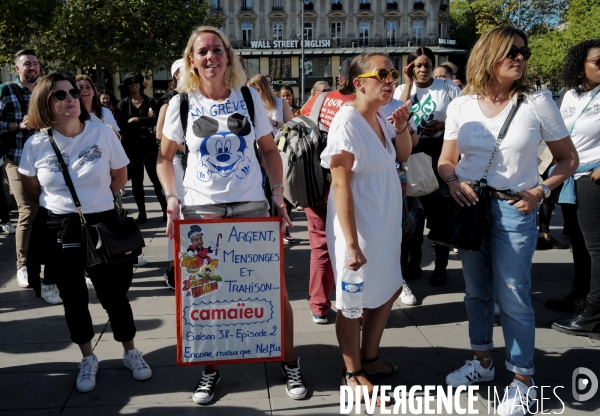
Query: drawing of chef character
187,225,220,267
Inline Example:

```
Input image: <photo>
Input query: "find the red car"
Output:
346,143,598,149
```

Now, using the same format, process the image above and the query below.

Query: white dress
321,105,403,309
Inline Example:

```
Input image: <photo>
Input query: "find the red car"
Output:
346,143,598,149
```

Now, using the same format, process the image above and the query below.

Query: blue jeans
460,198,537,376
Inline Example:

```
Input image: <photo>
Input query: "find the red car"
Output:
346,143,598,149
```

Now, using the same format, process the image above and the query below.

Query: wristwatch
537,183,551,199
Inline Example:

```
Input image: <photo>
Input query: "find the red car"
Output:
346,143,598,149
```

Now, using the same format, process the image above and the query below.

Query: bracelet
271,184,284,193
272,192,285,197
395,123,409,135
165,193,181,204
446,177,458,185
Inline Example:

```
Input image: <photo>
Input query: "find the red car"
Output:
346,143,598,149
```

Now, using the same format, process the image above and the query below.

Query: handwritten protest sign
174,218,284,366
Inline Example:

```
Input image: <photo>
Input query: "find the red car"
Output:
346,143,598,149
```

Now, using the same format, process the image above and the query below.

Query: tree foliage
449,0,479,52
0,0,215,77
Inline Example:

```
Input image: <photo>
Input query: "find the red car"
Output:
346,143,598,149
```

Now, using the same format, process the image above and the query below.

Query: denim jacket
552,161,600,204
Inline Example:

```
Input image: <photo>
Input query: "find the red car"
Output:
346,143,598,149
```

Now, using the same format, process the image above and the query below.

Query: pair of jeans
460,198,537,376
127,151,167,216
4,157,38,268
576,177,600,306
305,204,334,316
45,209,136,345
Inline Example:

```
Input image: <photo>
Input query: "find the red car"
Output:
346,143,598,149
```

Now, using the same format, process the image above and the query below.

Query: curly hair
560,39,600,95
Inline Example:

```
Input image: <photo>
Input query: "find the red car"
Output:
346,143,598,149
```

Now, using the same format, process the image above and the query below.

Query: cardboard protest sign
174,218,285,366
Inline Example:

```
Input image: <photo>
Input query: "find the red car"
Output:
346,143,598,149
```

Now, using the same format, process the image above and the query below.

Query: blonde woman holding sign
157,26,306,405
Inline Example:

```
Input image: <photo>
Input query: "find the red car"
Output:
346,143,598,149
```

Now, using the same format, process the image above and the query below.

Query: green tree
449,0,479,51
1,0,215,81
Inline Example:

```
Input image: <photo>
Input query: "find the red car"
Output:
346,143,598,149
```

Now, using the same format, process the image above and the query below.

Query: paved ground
0,176,599,415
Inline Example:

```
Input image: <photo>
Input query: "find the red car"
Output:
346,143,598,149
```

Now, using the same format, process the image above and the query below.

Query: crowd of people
0,25,599,416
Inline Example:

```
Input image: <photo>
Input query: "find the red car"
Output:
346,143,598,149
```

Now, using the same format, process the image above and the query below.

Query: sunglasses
585,58,600,67
319,88,331,92
506,45,531,61
357,68,400,83
128,79,140,85
51,89,81,101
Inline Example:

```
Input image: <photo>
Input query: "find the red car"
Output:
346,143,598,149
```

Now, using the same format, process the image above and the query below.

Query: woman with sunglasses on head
76,75,120,140
550,40,600,339
116,73,167,224
438,27,577,416
18,72,152,393
394,47,462,286
157,26,307,405
320,52,413,405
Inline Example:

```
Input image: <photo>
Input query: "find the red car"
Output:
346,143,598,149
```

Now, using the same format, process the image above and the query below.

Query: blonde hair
310,81,330,98
178,26,247,93
247,74,277,112
464,26,534,99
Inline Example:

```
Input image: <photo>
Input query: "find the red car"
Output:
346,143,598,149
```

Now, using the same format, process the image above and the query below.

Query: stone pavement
0,178,599,416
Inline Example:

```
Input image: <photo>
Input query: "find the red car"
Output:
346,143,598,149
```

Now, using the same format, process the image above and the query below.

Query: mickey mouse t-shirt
162,87,272,206
18,122,130,214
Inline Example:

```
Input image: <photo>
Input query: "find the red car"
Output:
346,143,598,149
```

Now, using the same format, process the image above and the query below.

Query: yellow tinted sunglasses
357,68,400,83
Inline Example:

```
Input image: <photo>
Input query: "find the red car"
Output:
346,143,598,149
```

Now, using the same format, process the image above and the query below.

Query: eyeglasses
357,68,400,83
585,58,600,68
319,88,331,92
506,45,531,61
51,89,81,101
127,79,140,85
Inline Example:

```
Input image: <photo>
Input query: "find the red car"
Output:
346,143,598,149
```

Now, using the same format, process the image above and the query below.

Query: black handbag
48,130,145,267
427,94,524,251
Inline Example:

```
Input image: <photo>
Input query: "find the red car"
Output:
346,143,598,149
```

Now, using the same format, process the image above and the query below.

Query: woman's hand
148,108,154,117
591,167,600,183
402,62,415,86
390,100,412,132
128,117,139,123
449,180,478,207
423,120,444,137
509,189,542,214
346,245,367,271
272,194,293,235
165,199,181,240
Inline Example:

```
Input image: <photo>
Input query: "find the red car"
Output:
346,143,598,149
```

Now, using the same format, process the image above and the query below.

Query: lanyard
569,87,600,136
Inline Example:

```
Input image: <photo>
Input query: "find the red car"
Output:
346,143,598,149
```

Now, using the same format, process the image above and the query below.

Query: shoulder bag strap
480,93,524,185
179,92,190,176
47,129,86,222
309,91,329,130
444,80,453,102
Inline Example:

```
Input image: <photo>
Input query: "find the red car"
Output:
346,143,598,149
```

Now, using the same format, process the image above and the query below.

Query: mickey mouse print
162,87,273,206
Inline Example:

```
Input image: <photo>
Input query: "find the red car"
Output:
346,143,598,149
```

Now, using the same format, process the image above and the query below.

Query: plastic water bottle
341,267,364,319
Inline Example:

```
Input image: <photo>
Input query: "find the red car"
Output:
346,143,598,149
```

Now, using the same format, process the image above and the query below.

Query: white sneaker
134,257,148,267
446,357,495,387
399,282,417,305
1,222,16,234
77,354,99,392
85,277,94,289
497,378,537,416
123,348,152,380
16,266,28,288
41,283,63,305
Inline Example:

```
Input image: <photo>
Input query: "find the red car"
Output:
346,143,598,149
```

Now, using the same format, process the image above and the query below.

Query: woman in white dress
320,52,413,402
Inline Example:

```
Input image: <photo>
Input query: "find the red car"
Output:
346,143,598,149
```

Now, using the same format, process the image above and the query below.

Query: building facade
210,0,462,103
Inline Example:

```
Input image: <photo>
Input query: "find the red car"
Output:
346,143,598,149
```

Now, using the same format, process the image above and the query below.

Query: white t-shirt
162,87,272,206
393,78,461,138
445,90,569,193
560,84,600,171
267,97,284,136
18,122,130,214
89,107,120,136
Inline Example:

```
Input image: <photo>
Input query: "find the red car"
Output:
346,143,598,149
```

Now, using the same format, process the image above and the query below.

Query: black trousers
576,178,600,306
561,203,591,299
128,150,167,216
45,209,137,345
401,137,450,269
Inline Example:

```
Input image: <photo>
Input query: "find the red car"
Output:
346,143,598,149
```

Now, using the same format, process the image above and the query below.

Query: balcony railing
229,38,450,49
413,2,425,10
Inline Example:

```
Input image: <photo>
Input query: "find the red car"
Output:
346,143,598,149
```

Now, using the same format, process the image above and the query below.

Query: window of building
242,23,252,47
245,58,260,78
304,23,313,41
299,56,331,77
439,21,447,39
273,23,283,41
273,0,283,11
412,21,423,46
386,22,396,46
269,57,291,78
211,0,222,11
359,22,369,47
242,0,252,10
331,23,342,47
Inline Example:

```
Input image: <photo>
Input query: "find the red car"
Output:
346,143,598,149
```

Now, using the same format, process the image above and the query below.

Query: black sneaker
135,213,147,225
164,267,175,290
192,370,220,405
281,358,307,400
537,235,567,250
430,267,447,286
